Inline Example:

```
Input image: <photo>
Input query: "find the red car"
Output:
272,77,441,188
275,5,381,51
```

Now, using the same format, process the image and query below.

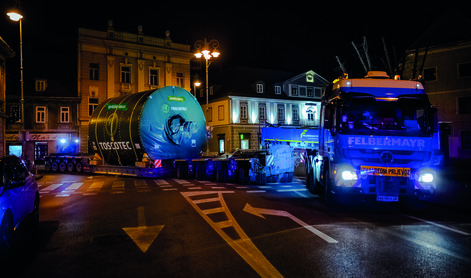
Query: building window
35,80,46,92
8,103,21,122
256,83,264,93
207,107,212,122
292,106,299,123
218,105,224,121
240,102,248,120
315,88,321,98
291,86,298,96
89,97,99,116
60,107,69,123
277,104,285,124
177,72,184,87
274,86,281,94
259,104,266,123
307,87,314,97
458,62,471,78
299,86,306,96
36,106,46,123
121,66,131,83
240,133,250,150
149,68,159,86
458,96,471,114
423,67,437,81
89,63,99,80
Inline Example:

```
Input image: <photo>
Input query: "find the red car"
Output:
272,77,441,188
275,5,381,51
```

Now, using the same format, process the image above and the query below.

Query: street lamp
193,74,201,97
7,10,25,158
194,39,220,154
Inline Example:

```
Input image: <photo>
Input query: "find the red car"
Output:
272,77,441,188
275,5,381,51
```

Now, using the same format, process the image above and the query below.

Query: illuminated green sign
106,103,128,111
168,96,185,102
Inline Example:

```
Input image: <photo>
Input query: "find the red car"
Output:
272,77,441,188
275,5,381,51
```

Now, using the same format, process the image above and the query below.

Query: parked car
0,155,39,257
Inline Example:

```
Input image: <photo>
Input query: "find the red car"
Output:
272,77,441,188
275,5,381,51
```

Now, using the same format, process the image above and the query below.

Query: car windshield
338,94,433,137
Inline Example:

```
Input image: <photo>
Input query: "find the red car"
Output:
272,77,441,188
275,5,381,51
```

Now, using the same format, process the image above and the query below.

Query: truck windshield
339,94,434,137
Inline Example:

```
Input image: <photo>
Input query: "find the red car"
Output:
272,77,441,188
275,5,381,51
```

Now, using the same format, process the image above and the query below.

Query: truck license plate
361,166,411,177
377,196,399,202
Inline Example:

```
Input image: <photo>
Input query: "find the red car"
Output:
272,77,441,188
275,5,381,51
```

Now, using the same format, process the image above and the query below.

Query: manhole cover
90,234,130,245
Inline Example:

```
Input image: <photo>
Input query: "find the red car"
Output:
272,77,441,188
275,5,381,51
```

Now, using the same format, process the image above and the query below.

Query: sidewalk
420,165,471,211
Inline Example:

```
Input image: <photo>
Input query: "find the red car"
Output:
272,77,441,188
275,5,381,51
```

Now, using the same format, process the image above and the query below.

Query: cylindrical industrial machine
89,86,206,166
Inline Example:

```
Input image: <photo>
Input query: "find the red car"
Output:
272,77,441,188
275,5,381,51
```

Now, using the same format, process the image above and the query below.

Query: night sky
1,1,465,81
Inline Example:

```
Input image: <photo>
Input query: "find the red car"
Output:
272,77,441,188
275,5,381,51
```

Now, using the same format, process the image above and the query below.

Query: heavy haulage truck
305,71,441,207
44,86,295,184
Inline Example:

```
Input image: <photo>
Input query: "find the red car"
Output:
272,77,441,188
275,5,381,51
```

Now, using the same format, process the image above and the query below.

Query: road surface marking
404,215,471,236
56,182,83,197
154,179,169,185
40,183,63,193
87,182,104,191
276,188,308,192
247,190,266,193
244,203,338,244
122,206,164,253
134,180,151,192
181,191,283,278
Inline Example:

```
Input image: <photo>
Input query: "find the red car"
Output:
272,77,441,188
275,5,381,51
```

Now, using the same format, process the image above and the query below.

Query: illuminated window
89,98,99,116
60,107,70,123
240,133,250,150
259,104,266,123
89,63,99,80
35,80,46,92
121,66,131,83
306,74,314,82
240,103,248,120
274,86,281,94
256,83,264,93
292,106,299,123
218,105,224,121
36,106,46,123
149,68,159,86
277,104,285,124
207,107,212,122
177,72,184,87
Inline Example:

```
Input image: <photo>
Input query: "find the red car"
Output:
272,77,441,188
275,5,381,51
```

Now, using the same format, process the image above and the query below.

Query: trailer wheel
45,161,51,171
67,162,75,172
59,162,67,172
51,162,59,172
76,162,83,173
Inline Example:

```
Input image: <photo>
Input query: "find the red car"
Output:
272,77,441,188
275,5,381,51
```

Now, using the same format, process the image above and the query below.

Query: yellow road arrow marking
122,206,164,253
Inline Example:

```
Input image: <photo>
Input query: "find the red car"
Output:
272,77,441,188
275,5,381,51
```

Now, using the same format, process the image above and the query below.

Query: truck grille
347,149,431,166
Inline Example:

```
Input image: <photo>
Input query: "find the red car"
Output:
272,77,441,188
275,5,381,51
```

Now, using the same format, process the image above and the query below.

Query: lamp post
7,11,25,158
194,39,220,154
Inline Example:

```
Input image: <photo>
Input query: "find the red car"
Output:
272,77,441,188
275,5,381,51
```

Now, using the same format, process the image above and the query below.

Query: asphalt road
4,173,471,277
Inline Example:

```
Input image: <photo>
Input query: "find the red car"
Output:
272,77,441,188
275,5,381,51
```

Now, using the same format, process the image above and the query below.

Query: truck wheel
59,162,67,172
45,161,51,171
51,162,59,172
324,166,338,207
76,162,83,173
67,162,75,172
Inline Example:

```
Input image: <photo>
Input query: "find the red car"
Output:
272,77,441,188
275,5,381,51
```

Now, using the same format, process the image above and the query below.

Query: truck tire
59,162,67,172
76,162,83,173
324,164,338,206
67,162,75,172
51,162,59,172
45,161,51,171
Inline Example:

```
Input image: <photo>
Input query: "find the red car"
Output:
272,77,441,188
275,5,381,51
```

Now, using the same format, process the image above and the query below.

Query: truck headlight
341,170,358,181
419,172,434,183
